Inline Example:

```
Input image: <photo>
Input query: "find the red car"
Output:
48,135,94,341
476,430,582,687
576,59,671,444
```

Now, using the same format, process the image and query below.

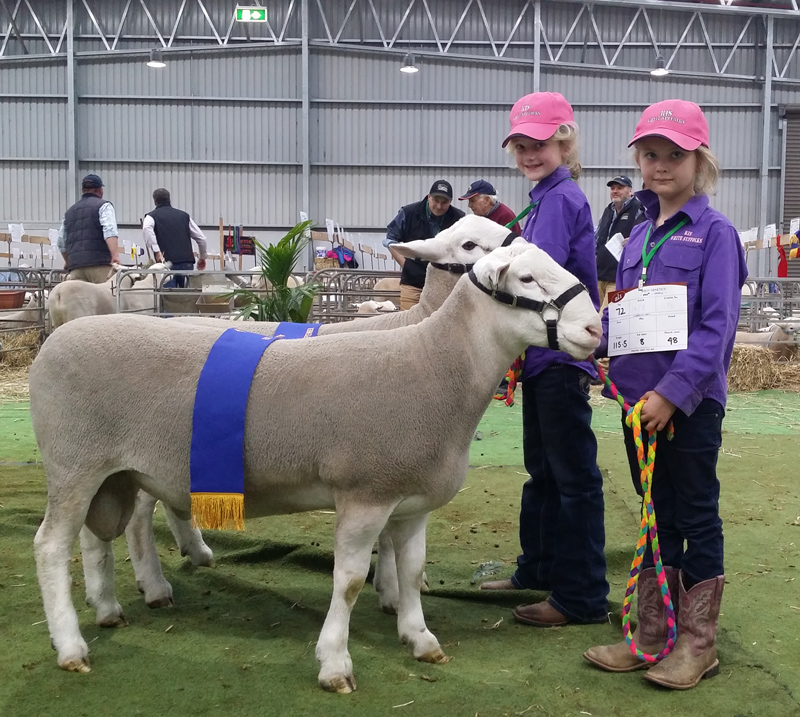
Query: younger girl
480,92,610,629
584,100,747,689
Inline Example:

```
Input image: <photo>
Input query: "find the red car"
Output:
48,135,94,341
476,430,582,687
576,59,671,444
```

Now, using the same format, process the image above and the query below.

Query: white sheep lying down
31,243,601,692
129,215,522,613
48,265,159,328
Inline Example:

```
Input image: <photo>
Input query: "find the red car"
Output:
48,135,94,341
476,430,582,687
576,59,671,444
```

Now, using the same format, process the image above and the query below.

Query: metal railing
308,268,401,323
0,267,48,336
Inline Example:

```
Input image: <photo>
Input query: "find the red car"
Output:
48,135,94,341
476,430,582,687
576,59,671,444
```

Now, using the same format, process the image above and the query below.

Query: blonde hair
633,143,720,195
507,123,582,179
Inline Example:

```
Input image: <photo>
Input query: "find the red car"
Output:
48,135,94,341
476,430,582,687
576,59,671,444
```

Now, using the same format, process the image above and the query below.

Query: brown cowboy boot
583,567,679,672
644,571,724,690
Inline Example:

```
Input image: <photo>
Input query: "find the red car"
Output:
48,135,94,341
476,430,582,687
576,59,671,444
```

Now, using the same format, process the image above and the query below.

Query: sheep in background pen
126,215,523,614
30,243,601,692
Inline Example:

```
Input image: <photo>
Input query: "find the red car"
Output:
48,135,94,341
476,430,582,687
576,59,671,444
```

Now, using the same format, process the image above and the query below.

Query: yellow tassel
191,493,245,531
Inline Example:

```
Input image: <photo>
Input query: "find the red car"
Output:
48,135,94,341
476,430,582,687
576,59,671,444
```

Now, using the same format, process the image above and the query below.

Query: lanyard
426,202,445,235
505,200,537,229
505,176,573,230
639,218,689,287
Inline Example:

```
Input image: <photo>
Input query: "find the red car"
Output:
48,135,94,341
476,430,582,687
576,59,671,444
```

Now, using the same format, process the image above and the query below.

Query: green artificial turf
1,392,799,716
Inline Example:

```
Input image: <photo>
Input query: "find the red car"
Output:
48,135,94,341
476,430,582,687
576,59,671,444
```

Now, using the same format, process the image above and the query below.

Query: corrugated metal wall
0,0,796,256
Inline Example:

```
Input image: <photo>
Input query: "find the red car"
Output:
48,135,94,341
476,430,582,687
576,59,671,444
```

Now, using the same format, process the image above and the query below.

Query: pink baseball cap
502,92,575,147
628,99,709,151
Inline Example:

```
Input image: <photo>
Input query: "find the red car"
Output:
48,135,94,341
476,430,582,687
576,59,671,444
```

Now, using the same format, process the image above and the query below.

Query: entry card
608,283,688,356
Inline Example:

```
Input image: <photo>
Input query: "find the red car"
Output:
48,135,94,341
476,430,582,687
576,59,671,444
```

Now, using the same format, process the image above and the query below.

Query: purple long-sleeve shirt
520,165,601,380
597,190,748,415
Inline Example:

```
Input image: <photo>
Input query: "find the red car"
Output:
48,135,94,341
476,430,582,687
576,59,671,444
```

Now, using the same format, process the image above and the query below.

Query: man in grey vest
57,174,120,283
142,188,208,288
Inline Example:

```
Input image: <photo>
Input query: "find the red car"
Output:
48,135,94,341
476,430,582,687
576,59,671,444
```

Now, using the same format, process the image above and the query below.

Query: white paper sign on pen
790,218,800,236
9,223,24,242
48,228,59,245
325,218,335,243
608,283,688,357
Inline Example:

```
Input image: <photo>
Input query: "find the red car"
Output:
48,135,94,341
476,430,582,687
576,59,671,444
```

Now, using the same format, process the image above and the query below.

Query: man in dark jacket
142,188,208,288
383,180,465,310
57,174,120,283
595,175,645,308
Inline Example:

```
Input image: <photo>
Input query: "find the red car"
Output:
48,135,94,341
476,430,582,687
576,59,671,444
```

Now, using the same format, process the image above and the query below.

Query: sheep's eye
462,241,477,251
519,275,534,284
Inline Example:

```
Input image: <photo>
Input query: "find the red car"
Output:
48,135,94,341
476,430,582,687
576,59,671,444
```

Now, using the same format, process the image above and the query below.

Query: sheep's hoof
97,613,128,628
146,595,175,609
61,657,91,673
319,674,357,694
418,648,450,664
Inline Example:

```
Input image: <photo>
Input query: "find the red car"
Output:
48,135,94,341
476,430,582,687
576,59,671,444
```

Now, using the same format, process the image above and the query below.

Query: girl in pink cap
584,100,748,689
480,92,610,631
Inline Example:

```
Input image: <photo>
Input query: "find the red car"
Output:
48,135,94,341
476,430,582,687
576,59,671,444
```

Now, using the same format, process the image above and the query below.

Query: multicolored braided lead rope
494,351,526,406
592,357,677,663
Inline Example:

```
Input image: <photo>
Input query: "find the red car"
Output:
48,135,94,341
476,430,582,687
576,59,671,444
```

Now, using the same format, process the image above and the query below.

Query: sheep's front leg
162,503,215,567
388,513,449,664
125,491,174,608
316,503,394,694
34,499,93,672
80,526,128,627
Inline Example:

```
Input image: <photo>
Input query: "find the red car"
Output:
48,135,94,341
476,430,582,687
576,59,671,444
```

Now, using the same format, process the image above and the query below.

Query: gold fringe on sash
191,493,245,531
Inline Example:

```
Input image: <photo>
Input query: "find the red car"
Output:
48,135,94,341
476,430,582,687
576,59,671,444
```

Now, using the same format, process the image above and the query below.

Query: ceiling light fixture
147,48,166,69
650,54,669,77
400,53,418,74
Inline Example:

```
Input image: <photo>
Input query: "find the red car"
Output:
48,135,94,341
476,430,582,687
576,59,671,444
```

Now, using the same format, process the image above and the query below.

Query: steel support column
758,15,774,276
65,0,77,200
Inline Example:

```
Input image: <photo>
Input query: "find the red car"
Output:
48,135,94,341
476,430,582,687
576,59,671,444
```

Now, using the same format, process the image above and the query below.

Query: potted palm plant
229,220,321,322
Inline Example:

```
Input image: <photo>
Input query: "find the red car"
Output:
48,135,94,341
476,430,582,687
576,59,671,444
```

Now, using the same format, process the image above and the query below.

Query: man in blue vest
143,188,208,288
383,180,465,310
57,174,120,283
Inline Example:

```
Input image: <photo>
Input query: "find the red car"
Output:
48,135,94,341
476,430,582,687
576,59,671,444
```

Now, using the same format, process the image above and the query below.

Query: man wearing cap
143,188,208,288
57,174,121,283
594,175,645,308
383,180,465,310
458,180,521,235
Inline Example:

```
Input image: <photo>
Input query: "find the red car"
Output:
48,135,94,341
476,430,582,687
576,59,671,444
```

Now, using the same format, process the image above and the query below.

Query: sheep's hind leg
388,512,449,664
125,491,174,608
34,488,96,672
316,503,395,694
373,530,400,614
162,503,215,567
81,472,139,626
80,527,127,626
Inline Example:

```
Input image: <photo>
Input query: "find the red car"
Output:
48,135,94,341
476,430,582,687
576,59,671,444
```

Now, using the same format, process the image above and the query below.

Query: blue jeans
511,364,609,622
621,398,724,587
163,261,194,289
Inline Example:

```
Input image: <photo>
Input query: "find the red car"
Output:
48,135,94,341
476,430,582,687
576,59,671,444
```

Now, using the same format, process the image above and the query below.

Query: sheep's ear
474,254,511,292
392,238,429,258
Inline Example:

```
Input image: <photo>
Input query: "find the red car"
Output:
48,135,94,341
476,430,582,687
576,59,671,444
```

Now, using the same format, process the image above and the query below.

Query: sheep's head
392,215,525,266
471,244,601,360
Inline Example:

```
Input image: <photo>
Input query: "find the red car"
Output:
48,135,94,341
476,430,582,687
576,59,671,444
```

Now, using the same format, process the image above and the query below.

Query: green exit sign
236,6,267,22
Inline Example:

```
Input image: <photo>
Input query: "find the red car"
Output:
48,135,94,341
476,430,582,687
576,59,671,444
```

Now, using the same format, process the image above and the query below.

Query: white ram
30,243,601,692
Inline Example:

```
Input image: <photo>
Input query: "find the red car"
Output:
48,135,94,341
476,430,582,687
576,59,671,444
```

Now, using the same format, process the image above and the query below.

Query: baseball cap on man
502,92,574,147
628,99,709,151
81,173,104,188
607,175,633,188
459,179,496,200
428,180,453,200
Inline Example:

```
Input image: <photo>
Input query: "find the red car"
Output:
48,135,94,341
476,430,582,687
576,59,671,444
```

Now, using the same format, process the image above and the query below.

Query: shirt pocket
658,243,702,298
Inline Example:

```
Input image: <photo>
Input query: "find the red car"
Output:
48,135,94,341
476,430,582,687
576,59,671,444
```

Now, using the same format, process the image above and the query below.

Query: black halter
430,232,518,275
467,269,587,351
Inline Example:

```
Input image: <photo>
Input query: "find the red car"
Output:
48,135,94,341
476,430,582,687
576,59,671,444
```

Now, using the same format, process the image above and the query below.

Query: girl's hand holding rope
637,391,677,433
